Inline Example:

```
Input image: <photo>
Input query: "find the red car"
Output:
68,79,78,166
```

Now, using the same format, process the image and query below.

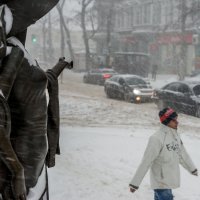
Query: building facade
95,0,200,74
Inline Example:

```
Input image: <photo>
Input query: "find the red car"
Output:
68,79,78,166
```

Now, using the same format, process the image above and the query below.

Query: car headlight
133,89,141,95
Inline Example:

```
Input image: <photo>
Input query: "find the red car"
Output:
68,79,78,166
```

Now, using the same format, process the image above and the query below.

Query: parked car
152,81,200,117
189,69,200,77
83,68,117,85
104,74,153,103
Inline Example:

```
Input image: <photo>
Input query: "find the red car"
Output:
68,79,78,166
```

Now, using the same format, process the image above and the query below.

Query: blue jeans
154,189,174,200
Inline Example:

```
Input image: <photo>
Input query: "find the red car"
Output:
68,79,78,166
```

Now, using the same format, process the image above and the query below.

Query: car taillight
103,74,112,79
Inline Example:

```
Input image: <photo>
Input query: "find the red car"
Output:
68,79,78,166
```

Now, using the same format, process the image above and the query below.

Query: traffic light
31,34,37,43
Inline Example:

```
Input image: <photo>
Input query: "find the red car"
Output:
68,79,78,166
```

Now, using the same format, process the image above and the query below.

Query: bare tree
63,0,99,71
37,13,56,64
179,0,200,80
105,0,116,68
160,0,200,80
57,1,75,62
79,0,94,71
47,13,55,63
94,0,124,68
125,0,200,80
40,17,48,62
56,0,75,83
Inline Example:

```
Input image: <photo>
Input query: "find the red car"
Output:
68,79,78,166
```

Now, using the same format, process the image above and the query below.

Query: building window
152,2,161,25
136,5,142,25
191,0,200,22
143,3,151,24
132,6,135,26
165,0,170,24
121,10,125,28
169,0,174,24
127,7,132,28
114,12,120,29
118,11,123,28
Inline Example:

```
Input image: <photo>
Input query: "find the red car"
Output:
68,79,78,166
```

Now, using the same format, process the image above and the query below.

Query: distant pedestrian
152,64,158,80
129,107,198,200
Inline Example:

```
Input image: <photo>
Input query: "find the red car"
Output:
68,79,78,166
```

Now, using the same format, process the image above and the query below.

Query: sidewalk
148,74,178,89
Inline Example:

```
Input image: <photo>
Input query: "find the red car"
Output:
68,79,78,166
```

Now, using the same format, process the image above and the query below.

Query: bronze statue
0,1,72,199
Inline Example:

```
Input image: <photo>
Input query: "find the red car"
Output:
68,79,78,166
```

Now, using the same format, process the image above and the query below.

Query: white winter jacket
130,124,196,189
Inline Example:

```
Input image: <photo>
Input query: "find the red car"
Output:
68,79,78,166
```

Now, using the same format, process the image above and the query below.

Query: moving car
83,68,117,85
152,81,200,117
104,74,153,103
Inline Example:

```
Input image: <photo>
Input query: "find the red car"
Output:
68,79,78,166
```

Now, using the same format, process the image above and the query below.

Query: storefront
149,32,195,74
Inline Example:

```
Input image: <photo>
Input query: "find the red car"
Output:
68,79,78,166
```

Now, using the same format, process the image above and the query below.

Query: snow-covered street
48,71,200,200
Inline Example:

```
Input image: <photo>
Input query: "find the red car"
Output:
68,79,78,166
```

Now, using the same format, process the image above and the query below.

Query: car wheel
124,93,132,103
105,88,111,98
97,80,102,85
83,77,88,83
195,106,200,118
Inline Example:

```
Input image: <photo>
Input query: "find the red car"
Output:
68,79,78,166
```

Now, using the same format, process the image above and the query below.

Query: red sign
121,36,136,44
157,33,193,44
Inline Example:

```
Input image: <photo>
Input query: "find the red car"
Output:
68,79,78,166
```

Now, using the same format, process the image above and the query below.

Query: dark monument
0,1,72,199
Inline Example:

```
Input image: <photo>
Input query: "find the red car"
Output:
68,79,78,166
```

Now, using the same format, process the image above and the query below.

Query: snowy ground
48,71,200,200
